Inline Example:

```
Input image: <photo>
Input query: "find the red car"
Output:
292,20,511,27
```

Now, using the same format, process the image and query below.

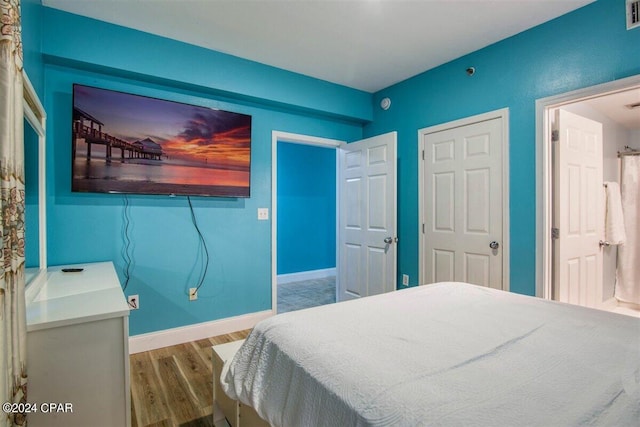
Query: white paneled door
422,117,504,289
338,132,397,301
553,109,603,307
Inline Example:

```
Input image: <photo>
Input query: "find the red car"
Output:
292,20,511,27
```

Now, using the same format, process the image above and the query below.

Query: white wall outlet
402,274,409,286
257,208,269,220
127,295,139,310
189,288,198,301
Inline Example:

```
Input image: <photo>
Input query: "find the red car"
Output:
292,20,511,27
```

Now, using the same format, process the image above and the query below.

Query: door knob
489,241,499,250
599,240,610,248
384,237,393,244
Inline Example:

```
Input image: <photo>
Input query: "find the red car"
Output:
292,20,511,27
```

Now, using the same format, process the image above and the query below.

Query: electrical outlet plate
127,295,139,310
189,288,198,301
402,274,409,286
257,208,269,220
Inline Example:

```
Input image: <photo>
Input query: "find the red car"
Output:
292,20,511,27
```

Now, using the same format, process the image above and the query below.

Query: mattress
221,282,640,426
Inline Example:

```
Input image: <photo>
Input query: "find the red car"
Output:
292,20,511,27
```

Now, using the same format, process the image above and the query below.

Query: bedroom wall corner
365,0,640,295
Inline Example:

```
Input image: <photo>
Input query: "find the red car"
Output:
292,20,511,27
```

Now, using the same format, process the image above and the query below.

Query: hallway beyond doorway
277,276,336,313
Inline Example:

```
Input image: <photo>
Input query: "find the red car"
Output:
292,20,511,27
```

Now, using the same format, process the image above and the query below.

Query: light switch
258,208,269,220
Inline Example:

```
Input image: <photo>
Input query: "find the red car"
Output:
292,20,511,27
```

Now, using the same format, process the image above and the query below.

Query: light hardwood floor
130,329,251,427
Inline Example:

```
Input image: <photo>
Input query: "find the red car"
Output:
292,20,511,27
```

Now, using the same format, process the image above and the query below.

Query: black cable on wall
187,196,210,296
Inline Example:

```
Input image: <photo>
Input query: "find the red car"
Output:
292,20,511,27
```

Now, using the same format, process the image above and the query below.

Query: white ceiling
581,88,640,130
42,0,595,93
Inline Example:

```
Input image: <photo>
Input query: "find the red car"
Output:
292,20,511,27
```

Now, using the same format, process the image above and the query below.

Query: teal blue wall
20,0,640,334
21,0,43,94
40,7,365,335
22,0,44,268
23,117,39,268
24,117,39,268
277,142,336,275
365,0,640,295
41,8,372,123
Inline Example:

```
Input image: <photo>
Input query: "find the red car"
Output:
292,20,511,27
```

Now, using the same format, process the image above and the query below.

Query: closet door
422,117,504,289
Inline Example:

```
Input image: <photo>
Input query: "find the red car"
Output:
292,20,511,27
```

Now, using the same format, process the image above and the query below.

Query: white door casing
535,74,640,300
338,132,397,301
552,109,603,307
419,110,509,290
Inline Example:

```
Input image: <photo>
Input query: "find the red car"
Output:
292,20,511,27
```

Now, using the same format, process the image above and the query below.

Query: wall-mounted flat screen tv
72,84,252,197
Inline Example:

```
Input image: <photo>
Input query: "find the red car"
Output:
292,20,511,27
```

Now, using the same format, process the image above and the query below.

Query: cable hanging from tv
187,196,210,297
121,194,133,291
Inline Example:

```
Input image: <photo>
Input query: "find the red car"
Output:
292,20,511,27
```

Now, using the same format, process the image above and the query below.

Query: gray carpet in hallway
277,276,336,313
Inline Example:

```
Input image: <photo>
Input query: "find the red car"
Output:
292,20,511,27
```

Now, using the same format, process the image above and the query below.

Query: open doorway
536,75,640,317
271,131,399,314
271,132,343,314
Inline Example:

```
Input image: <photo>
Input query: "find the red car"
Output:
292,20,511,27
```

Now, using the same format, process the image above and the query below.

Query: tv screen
72,84,252,197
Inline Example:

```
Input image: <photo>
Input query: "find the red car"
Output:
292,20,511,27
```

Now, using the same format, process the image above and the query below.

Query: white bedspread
221,282,640,426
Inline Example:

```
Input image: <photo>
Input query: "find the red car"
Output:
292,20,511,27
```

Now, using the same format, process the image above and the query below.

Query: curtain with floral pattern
0,0,27,426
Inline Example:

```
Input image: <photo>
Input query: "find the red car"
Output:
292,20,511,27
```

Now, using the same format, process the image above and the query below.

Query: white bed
221,282,640,426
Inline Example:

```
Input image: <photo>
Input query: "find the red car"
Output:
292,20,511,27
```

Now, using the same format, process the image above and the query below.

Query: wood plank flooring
130,329,251,427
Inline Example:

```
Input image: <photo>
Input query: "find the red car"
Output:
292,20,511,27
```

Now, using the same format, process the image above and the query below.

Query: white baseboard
128,310,272,354
277,268,336,285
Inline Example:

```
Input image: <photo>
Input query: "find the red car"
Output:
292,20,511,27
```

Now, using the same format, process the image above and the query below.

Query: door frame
271,131,344,314
418,108,510,289
535,74,640,300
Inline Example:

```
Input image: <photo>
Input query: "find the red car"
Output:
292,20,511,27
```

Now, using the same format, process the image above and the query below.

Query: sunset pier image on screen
71,84,252,197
